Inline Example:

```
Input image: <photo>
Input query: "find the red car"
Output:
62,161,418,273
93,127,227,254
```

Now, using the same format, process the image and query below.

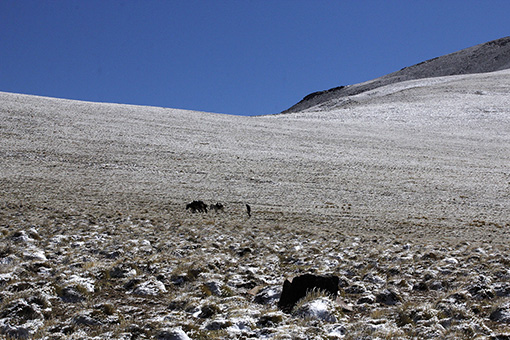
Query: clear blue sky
1,1,509,116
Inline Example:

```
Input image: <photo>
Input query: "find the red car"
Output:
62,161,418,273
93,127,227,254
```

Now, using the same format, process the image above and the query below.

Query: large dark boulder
278,274,339,313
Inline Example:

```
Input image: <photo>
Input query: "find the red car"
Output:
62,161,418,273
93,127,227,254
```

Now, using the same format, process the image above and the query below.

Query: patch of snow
11,230,34,243
226,315,256,334
157,327,191,340
132,278,167,296
67,275,95,293
23,248,47,261
294,297,337,322
443,257,459,265
327,324,347,338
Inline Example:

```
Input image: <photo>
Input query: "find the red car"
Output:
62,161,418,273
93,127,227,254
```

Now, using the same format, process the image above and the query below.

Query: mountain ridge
283,36,510,113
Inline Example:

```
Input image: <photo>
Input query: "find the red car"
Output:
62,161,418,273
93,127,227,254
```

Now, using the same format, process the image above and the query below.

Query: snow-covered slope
1,68,509,231
284,36,510,113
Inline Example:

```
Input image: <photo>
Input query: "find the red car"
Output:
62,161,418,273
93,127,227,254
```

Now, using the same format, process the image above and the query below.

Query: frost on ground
1,69,510,338
1,209,510,339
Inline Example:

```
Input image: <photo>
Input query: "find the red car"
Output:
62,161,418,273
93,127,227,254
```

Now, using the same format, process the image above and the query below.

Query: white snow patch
23,248,47,261
226,315,256,334
443,257,459,265
67,275,96,293
132,278,167,296
295,297,337,322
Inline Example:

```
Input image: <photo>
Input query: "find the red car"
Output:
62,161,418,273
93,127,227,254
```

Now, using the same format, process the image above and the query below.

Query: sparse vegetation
1,204,510,338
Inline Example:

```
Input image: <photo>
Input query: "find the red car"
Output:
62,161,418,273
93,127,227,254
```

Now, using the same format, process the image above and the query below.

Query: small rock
168,300,187,311
445,291,468,303
203,280,222,296
11,230,32,243
27,228,41,240
257,313,283,327
124,278,142,290
413,281,428,291
204,319,232,330
338,276,349,288
60,286,85,303
429,281,443,291
376,289,402,305
67,275,95,293
490,304,510,323
387,267,401,276
7,282,35,292
337,299,354,313
184,304,200,315
101,250,123,259
0,323,31,339
132,279,167,296
157,327,191,340
327,324,347,338
494,283,510,297
237,247,252,257
199,304,220,318
345,283,366,295
110,265,136,279
253,286,281,305
491,335,510,340
363,273,385,285
72,313,102,326
0,299,42,321
226,316,255,334
23,249,47,261
443,257,458,265
170,274,188,286
357,293,376,304
422,252,438,260
468,284,495,300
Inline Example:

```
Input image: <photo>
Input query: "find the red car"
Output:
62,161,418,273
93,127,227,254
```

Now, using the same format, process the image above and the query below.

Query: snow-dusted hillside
4,70,508,231
1,68,510,338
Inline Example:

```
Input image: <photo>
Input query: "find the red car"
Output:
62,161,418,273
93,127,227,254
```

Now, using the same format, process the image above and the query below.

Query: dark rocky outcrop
301,86,346,102
278,274,339,312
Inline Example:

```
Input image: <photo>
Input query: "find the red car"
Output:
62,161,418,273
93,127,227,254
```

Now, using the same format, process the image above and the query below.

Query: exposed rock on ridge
283,36,510,113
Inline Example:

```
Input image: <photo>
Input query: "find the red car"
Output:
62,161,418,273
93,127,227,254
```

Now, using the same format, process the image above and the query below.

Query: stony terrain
1,203,510,339
1,68,510,339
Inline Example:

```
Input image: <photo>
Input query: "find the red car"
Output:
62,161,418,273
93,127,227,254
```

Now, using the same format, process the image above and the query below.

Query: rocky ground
1,202,510,339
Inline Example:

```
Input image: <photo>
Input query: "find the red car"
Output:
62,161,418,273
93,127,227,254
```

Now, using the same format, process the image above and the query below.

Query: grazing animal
186,200,208,213
209,203,224,213
278,274,340,313
246,204,251,217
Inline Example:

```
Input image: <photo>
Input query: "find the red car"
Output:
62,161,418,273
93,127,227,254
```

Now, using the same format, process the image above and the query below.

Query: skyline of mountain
283,36,510,113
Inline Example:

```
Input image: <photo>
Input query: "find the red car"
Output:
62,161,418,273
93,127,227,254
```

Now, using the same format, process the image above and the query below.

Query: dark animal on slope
209,203,224,213
186,200,208,213
246,204,251,217
278,274,340,313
